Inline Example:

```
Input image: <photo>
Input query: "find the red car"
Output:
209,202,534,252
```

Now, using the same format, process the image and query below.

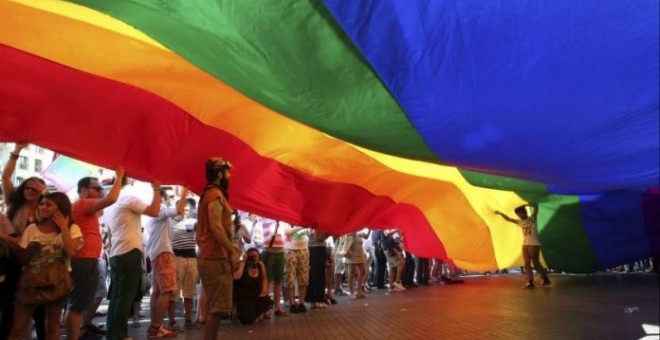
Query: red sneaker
147,325,177,339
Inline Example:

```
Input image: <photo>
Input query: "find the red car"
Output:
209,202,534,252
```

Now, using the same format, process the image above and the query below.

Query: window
18,156,28,170
35,147,45,155
34,159,43,173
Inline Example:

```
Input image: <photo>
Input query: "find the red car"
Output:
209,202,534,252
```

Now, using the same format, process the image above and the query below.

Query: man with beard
196,157,239,340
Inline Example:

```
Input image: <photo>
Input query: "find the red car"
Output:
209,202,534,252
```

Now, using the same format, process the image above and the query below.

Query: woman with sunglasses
2,143,47,234
0,142,48,339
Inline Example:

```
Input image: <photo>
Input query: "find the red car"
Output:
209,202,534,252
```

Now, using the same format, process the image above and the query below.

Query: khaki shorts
152,252,177,294
173,257,198,300
198,258,233,314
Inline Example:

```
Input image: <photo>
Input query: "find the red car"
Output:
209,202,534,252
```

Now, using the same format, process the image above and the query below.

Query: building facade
0,142,55,190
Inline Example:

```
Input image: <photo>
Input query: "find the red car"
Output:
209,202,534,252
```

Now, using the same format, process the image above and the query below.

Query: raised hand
52,210,69,232
13,143,28,153
114,166,125,179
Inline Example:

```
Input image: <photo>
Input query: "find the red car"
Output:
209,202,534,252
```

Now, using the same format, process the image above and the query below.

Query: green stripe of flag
70,0,437,160
460,169,598,272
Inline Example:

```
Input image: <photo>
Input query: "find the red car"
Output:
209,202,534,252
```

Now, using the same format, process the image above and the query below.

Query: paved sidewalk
85,273,659,340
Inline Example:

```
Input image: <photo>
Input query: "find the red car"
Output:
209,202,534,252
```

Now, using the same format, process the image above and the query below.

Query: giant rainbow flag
0,0,658,272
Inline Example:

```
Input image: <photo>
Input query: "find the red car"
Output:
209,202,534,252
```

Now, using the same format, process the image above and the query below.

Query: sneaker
523,281,535,289
289,304,299,314
541,278,552,287
298,303,307,313
147,326,177,339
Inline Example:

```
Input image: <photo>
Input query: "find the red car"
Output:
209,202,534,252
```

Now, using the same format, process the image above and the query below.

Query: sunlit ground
74,273,659,340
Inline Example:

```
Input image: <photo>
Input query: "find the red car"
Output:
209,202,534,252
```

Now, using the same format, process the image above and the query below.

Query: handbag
17,260,72,305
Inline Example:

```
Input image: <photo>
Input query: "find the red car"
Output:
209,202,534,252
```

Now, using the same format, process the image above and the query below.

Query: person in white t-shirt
145,187,188,336
102,177,162,340
495,202,551,288
6,192,83,340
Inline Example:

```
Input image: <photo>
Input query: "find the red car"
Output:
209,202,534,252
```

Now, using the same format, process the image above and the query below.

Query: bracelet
9,152,19,160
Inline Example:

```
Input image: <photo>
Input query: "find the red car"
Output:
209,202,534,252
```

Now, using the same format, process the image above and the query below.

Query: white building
0,142,55,188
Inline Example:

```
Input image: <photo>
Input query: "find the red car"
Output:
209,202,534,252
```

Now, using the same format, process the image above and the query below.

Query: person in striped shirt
169,202,198,328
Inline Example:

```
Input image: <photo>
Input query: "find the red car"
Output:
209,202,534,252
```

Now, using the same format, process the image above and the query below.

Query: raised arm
53,211,82,258
175,187,189,216
359,229,371,239
494,211,519,224
1,143,27,198
285,225,305,236
84,167,125,214
142,180,162,217
528,202,539,220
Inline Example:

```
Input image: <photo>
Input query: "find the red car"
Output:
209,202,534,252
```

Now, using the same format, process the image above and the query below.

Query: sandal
274,309,289,317
357,293,367,299
349,294,357,300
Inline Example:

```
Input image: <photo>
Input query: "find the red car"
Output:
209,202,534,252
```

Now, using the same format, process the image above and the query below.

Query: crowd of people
0,144,470,340
1,143,656,339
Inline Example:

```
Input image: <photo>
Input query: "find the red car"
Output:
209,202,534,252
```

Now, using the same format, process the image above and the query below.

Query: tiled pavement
86,273,658,340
